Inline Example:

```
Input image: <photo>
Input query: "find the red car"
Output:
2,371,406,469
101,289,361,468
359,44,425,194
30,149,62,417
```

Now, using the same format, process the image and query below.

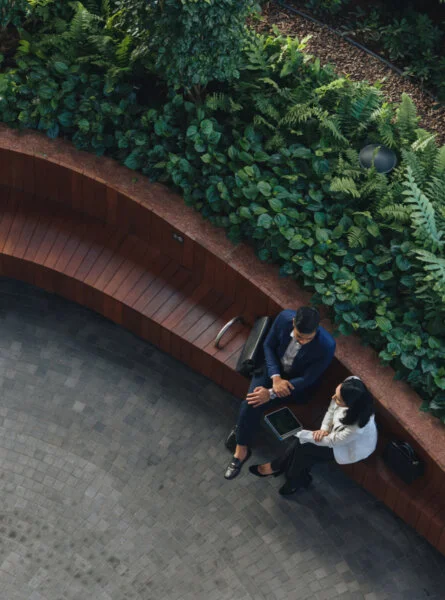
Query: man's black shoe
224,449,252,480
225,427,237,453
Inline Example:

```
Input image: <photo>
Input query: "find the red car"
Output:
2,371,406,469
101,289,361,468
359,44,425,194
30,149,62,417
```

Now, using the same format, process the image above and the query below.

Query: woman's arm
320,399,336,432
314,425,359,448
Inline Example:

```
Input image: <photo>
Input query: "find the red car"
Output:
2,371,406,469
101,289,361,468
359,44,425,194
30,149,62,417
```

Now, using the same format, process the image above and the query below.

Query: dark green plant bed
282,0,445,100
1,0,445,423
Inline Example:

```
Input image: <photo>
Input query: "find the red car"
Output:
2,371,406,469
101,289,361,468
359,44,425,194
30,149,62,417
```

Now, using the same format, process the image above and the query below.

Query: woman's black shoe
224,448,252,480
279,470,312,496
249,465,282,478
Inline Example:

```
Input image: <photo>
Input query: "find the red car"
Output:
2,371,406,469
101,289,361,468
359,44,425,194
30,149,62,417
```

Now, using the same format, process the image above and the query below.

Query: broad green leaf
258,181,272,197
257,214,273,229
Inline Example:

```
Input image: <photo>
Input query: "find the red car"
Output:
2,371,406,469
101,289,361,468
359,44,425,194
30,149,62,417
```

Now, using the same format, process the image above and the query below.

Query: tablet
264,407,303,441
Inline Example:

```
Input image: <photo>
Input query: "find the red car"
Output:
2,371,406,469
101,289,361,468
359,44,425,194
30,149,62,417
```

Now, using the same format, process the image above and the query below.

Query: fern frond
401,149,427,187
426,175,445,208
102,0,111,18
351,89,382,129
281,103,314,126
433,145,445,176
115,35,132,67
254,96,280,122
378,204,411,224
265,133,286,151
413,249,445,302
403,167,444,251
371,104,396,148
396,93,419,144
253,115,275,131
258,77,280,91
330,177,360,198
360,171,389,201
347,225,368,248
69,2,101,42
321,116,348,145
412,131,436,152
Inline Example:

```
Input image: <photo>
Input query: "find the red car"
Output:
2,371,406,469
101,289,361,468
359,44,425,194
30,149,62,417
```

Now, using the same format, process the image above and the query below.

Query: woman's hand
246,387,270,407
272,376,294,398
312,429,329,442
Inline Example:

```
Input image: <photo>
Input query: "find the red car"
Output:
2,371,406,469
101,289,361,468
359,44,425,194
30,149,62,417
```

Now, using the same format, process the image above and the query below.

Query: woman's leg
254,438,300,476
284,438,334,485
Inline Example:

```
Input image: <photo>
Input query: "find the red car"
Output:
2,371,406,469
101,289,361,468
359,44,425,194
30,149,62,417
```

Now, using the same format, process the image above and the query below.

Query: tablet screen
266,407,302,436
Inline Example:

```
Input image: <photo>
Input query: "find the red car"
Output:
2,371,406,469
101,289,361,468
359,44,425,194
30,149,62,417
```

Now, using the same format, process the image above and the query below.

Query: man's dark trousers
235,368,308,447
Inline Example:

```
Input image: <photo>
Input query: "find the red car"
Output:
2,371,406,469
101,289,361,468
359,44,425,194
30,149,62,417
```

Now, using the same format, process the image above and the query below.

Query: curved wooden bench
0,126,444,555
0,187,253,392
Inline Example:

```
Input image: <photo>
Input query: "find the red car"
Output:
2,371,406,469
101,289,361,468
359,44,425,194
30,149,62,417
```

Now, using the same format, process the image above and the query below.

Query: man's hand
272,376,294,398
246,387,270,407
312,430,329,442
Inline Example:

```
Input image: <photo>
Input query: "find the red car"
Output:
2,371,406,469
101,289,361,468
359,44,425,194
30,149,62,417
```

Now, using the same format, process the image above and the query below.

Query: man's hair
294,307,320,334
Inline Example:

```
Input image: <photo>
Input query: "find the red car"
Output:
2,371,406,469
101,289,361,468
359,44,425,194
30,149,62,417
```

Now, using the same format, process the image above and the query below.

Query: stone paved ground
0,278,444,600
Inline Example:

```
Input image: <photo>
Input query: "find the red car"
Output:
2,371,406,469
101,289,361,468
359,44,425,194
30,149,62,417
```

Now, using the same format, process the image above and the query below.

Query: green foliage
380,12,442,85
0,0,28,29
1,15,445,421
345,7,445,98
304,0,351,15
115,0,258,93
0,1,143,152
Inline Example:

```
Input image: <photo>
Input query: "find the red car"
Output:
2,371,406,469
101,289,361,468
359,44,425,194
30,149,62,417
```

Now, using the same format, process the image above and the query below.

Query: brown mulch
256,2,445,145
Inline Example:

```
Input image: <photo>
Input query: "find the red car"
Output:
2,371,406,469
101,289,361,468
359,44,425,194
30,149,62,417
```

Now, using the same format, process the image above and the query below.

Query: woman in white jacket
249,376,378,496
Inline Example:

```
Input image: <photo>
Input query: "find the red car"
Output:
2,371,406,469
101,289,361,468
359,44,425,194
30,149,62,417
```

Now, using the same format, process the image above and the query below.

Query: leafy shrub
340,6,445,97
0,9,445,421
0,0,28,29
0,1,144,152
304,0,351,15
380,12,442,83
114,0,258,94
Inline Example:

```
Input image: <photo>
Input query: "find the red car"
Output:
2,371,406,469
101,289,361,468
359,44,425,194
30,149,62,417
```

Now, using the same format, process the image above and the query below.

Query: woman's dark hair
294,306,320,334
340,377,374,428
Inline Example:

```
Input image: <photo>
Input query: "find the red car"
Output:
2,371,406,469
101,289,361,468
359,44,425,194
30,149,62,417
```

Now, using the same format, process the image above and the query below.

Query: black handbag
383,440,425,485
235,316,272,377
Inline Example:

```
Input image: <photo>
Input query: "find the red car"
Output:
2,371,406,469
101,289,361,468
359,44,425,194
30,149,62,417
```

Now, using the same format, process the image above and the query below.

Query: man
224,306,336,480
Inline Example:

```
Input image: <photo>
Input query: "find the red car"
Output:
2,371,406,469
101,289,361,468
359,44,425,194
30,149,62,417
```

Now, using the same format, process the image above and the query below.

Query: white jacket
297,399,378,465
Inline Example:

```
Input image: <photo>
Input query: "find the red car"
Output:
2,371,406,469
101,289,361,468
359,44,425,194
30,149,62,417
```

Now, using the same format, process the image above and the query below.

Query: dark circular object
359,144,397,174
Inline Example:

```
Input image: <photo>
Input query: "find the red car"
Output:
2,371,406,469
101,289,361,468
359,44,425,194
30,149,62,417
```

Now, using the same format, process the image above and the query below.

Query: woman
249,376,377,495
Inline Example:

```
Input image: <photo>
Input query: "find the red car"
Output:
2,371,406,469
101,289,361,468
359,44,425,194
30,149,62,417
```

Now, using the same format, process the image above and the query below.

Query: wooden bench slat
82,231,127,286
142,267,193,319
93,236,139,292
161,281,213,332
189,295,237,349
130,259,180,312
32,214,65,265
74,227,119,281
175,289,222,339
151,275,202,325
121,254,173,307
13,211,40,259
103,237,157,298
2,205,27,257
43,227,73,270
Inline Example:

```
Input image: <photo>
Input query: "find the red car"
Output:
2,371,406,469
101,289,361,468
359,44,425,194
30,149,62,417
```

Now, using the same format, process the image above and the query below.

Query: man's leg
235,369,272,451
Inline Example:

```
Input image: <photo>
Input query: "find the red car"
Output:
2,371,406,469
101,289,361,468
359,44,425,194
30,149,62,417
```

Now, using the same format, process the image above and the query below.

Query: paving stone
0,278,443,599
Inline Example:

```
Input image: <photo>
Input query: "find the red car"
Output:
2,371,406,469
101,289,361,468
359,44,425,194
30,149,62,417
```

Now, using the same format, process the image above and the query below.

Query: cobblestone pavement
0,278,444,600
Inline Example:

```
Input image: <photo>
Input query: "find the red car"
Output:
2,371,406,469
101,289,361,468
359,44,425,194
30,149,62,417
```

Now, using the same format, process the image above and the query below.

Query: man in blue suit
224,307,336,480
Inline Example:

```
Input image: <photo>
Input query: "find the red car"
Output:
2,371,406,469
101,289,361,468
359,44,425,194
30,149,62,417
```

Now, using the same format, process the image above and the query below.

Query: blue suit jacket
263,310,336,396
